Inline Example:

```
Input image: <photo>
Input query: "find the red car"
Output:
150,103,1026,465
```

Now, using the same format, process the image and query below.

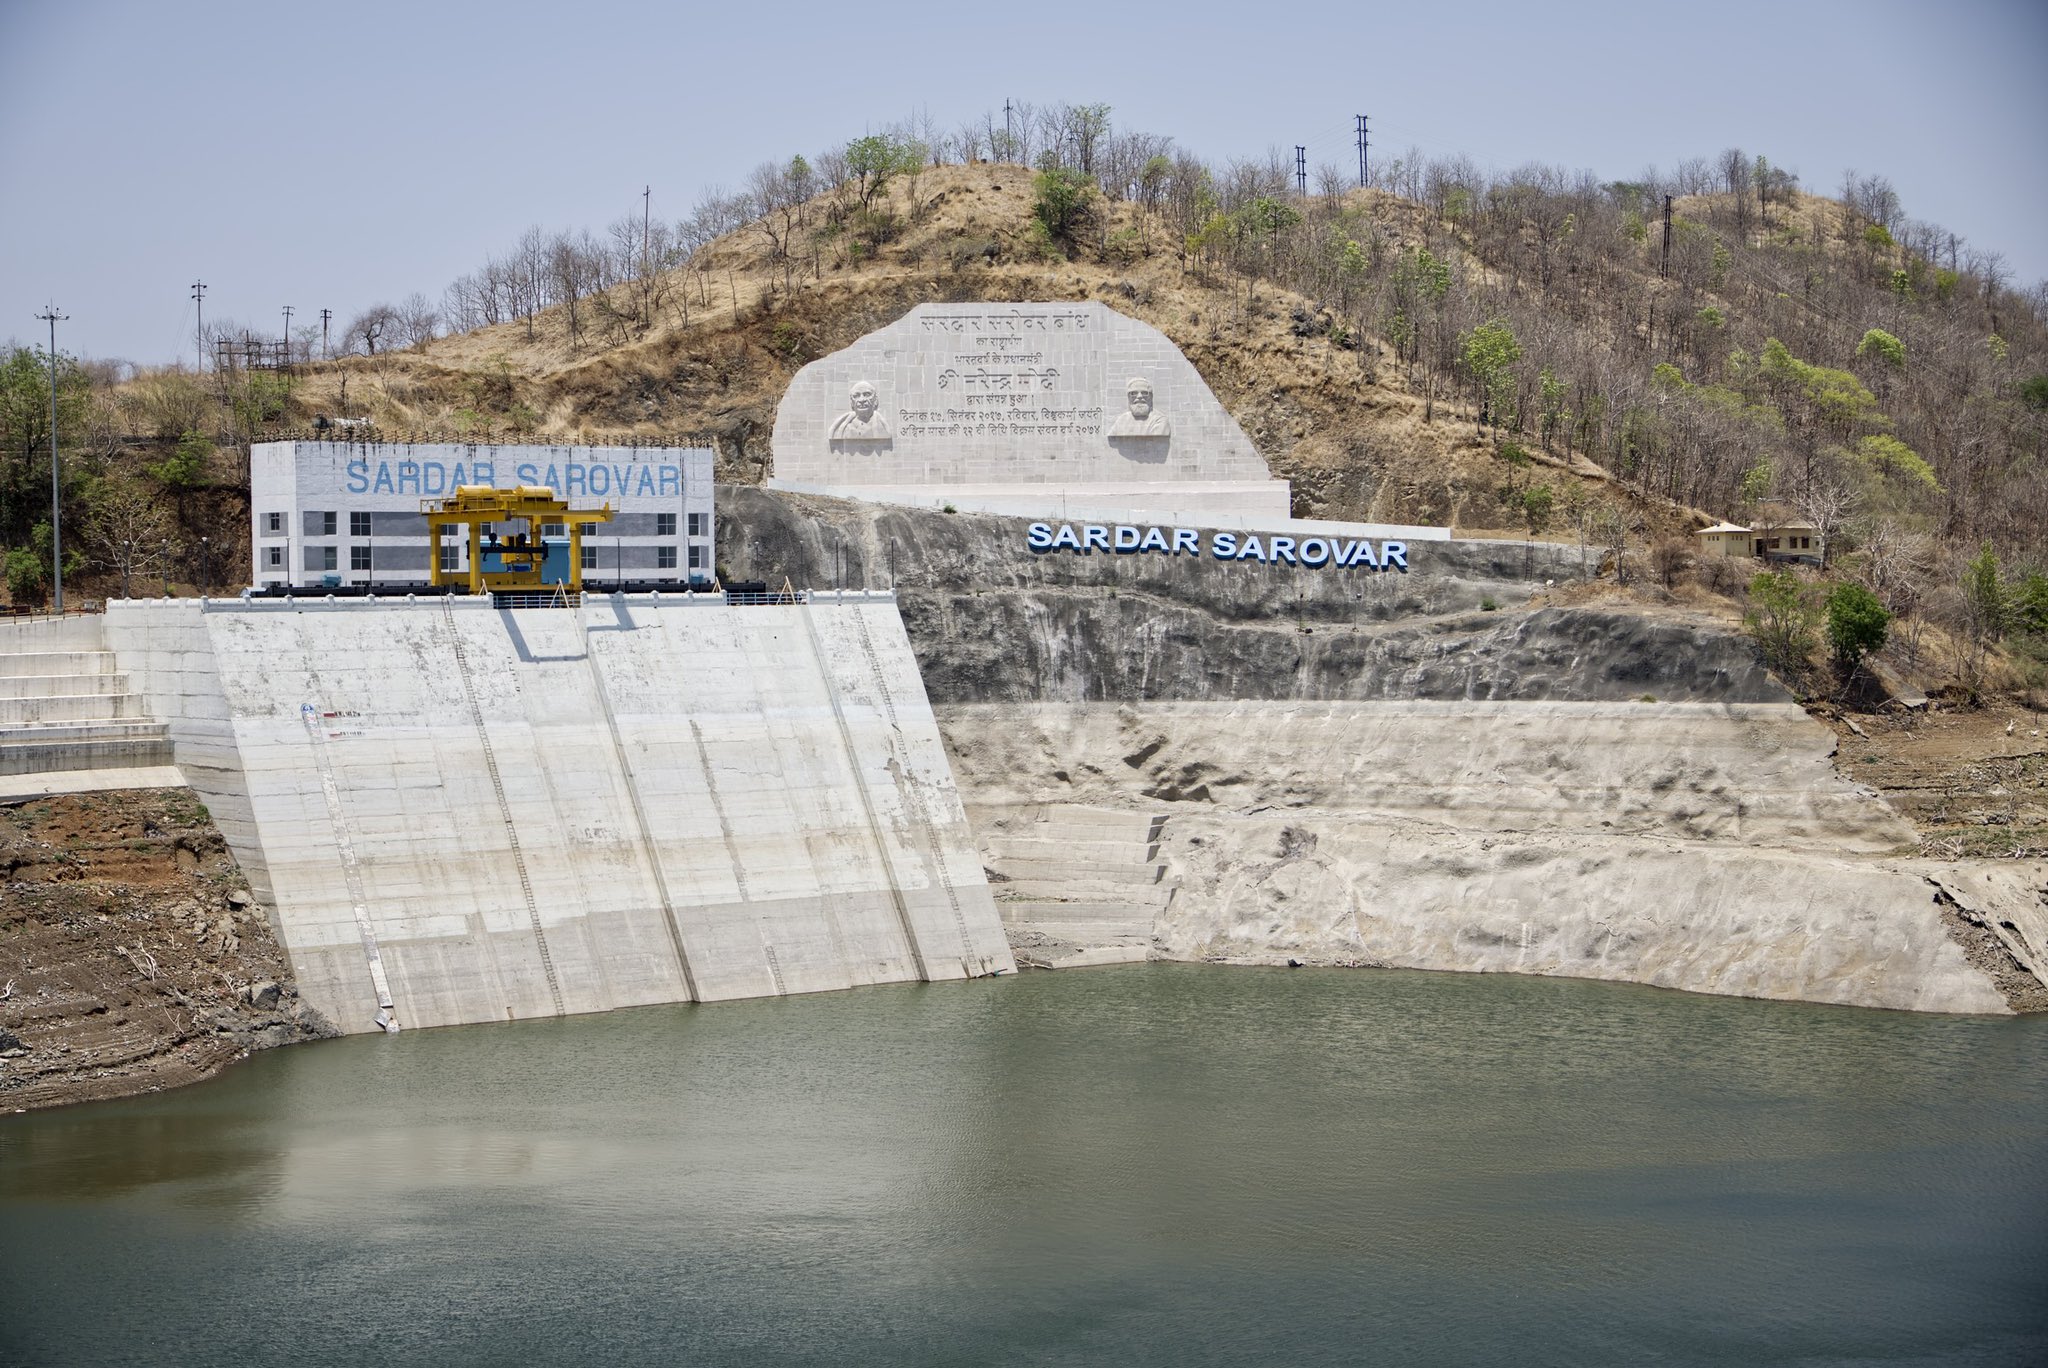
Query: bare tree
81,478,179,598
395,293,440,349
342,304,399,356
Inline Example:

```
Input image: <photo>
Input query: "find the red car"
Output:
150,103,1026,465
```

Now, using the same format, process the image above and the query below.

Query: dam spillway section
102,590,1014,1035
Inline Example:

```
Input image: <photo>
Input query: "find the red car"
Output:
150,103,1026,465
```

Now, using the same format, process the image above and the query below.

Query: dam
101,592,1013,1034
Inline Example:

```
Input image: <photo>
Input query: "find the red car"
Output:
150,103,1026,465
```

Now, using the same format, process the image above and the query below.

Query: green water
3,965,2045,1367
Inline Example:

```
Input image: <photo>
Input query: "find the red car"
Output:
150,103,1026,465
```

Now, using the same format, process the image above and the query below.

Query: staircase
0,616,175,787
973,804,1172,968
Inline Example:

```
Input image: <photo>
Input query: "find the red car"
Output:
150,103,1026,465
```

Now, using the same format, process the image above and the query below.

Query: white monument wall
770,302,1291,517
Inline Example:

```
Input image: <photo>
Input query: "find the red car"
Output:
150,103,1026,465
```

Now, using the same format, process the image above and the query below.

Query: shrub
1744,570,1819,677
150,430,213,489
1824,582,1890,672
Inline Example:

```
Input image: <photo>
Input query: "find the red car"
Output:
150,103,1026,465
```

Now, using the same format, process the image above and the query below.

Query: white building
249,441,716,591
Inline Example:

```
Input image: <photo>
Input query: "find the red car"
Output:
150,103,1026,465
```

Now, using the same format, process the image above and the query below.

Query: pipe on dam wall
104,595,1014,1035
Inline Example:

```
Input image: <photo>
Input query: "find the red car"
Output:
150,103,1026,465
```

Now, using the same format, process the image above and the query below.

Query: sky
3,0,2044,365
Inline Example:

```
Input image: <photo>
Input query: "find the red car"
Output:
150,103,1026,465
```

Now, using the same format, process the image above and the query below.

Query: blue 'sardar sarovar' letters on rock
1026,522,1408,571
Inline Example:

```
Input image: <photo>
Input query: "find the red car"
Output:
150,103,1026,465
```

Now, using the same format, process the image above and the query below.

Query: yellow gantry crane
422,485,613,596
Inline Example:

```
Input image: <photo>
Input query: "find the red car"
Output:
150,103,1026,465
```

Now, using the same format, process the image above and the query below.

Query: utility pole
1295,145,1307,195
1661,194,1673,279
1355,114,1369,188
642,184,652,328
281,305,294,362
190,280,206,370
320,308,332,360
1004,99,1013,160
36,305,68,612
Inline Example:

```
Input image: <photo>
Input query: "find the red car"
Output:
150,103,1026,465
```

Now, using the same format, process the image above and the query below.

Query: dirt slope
0,789,334,1111
283,165,1652,538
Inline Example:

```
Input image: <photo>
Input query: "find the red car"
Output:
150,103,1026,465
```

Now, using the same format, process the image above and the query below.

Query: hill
3,139,2046,704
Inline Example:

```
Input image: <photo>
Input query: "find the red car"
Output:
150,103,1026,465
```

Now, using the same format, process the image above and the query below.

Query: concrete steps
0,651,115,677
0,618,173,781
973,802,1177,968
0,693,153,724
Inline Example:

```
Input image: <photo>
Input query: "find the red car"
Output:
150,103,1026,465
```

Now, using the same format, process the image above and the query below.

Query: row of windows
269,546,703,571
267,511,706,537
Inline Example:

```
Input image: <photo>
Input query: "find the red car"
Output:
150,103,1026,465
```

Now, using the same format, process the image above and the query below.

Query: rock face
723,489,2045,1014
0,789,336,1111
718,487,1780,705
941,701,2028,1015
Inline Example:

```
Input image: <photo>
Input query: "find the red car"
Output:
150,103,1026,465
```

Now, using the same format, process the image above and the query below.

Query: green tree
1031,165,1095,247
1851,433,1938,489
4,544,46,605
1744,570,1819,678
1855,328,1905,371
150,430,213,489
2007,571,2048,637
0,345,93,546
844,135,914,212
1462,319,1522,430
1824,582,1890,672
1963,542,2007,642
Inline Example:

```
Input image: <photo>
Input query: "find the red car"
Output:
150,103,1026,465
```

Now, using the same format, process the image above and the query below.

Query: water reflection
2,965,2045,1368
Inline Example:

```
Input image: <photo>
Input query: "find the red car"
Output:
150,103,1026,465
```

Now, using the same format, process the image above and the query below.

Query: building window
542,522,565,538
578,522,597,537
656,512,677,537
350,511,371,537
265,546,284,568
687,512,706,537
265,512,284,534
318,511,337,536
657,546,677,570
688,546,704,570
439,544,458,572
351,546,372,571
580,544,598,571
320,547,338,571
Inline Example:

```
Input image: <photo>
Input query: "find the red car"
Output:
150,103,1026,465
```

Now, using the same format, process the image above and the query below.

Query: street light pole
35,305,68,612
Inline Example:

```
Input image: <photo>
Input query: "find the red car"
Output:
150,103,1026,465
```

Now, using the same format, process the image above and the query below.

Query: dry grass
253,164,1667,533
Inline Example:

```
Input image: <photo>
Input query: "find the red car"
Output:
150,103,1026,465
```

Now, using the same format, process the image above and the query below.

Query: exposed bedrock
940,702,2046,1015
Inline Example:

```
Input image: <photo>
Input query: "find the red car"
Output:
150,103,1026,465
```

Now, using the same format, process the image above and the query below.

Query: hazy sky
3,0,2044,364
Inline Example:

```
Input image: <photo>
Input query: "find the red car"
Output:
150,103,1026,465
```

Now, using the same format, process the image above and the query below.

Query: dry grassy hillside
283,164,1656,540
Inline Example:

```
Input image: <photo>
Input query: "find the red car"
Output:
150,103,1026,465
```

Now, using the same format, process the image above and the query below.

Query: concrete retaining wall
106,594,1012,1034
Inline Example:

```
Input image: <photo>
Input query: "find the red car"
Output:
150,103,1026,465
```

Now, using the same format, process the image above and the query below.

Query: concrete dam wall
105,594,1013,1035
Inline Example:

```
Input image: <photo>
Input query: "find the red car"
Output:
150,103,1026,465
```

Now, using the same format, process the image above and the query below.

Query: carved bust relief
829,380,892,442
1105,378,1171,437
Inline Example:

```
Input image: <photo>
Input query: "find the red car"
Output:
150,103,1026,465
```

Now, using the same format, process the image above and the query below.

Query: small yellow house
1694,514,1824,565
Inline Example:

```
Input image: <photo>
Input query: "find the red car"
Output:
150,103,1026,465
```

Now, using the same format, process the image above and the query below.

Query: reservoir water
3,964,2045,1366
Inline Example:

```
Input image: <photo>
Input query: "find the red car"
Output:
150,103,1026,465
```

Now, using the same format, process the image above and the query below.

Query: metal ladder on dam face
443,599,567,1019
845,607,979,972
